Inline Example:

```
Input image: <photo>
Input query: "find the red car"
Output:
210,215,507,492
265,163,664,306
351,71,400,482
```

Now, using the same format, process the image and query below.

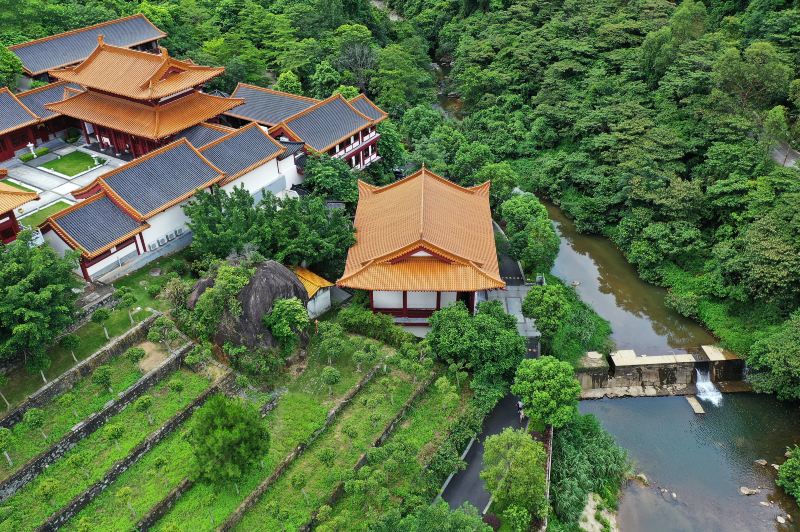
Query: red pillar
9,210,20,233
436,291,441,310
79,259,91,282
402,291,407,317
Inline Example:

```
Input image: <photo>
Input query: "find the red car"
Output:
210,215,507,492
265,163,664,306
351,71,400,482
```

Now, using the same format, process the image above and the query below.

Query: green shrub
777,446,800,503
168,379,184,393
19,153,34,163
34,147,49,157
125,347,146,362
337,304,414,347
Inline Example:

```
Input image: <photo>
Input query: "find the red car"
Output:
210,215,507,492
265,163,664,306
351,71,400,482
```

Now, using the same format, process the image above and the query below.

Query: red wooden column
402,291,408,318
78,259,91,282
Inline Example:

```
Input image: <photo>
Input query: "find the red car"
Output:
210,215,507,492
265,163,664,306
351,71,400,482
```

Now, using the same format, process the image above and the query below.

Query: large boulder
187,260,308,350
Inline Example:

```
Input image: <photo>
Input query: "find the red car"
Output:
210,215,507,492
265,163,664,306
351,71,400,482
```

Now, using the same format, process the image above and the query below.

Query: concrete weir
578,345,745,399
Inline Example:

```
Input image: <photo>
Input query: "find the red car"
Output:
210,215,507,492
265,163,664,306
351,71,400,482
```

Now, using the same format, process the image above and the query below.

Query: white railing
332,131,380,158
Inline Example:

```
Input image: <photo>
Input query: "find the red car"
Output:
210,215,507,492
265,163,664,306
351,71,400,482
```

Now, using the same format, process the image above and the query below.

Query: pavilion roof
45,90,243,140
9,14,166,76
294,267,333,299
17,81,82,121
225,83,320,127
0,88,39,136
337,168,504,292
198,123,286,185
349,94,388,123
73,139,225,220
0,181,39,213
276,94,373,153
43,193,147,258
50,40,224,100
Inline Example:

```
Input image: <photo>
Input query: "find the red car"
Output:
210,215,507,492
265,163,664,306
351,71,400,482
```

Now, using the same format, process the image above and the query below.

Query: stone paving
0,141,127,222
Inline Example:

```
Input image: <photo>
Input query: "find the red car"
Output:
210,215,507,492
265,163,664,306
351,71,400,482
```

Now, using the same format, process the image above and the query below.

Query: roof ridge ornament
97,34,104,46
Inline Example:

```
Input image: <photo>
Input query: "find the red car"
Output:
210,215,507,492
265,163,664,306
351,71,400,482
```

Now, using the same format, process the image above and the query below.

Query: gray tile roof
55,195,142,254
350,96,385,121
10,15,166,75
279,140,305,159
0,90,37,133
176,123,231,149
18,83,81,120
102,141,222,216
200,125,282,178
225,84,318,126
285,97,371,152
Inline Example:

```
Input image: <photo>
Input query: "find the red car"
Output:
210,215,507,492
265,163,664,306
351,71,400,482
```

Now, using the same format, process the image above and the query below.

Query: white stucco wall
86,241,138,278
307,288,332,318
373,290,403,309
407,291,436,309
277,156,302,188
221,158,282,196
141,203,190,251
440,291,457,306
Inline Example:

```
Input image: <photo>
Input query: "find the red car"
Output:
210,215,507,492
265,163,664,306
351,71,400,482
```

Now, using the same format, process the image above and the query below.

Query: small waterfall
695,369,722,406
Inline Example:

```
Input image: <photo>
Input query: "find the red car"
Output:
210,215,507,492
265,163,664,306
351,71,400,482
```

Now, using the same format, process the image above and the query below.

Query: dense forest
1,0,799,397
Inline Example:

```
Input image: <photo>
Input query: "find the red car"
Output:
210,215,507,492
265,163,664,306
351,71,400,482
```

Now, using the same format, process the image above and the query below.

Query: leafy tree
713,41,791,111
57,392,78,419
321,365,341,396
503,506,531,532
190,394,269,491
480,428,547,518
450,142,494,184
472,162,518,209
512,356,581,428
778,446,800,504
303,154,358,205
371,42,434,116
0,374,10,409
370,501,490,531
23,407,47,440
60,334,80,363
0,231,80,364
104,423,124,449
192,265,253,340
116,486,136,519
310,60,341,98
0,427,13,466
91,308,111,340
274,70,304,95
748,312,800,400
0,47,22,88
92,365,112,393
332,85,360,99
435,376,460,412
521,284,571,343
263,297,310,355
114,287,138,326
135,394,154,425
400,104,443,146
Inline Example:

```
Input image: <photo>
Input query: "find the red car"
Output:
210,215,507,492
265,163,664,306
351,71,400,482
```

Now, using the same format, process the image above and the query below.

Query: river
546,201,800,531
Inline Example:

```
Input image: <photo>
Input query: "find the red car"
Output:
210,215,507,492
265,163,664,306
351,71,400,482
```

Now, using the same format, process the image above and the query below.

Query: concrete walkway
2,142,127,221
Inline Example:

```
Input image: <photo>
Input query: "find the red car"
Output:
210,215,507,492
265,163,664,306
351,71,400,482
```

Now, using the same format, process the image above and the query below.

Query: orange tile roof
45,90,243,140
294,267,334,299
337,168,504,292
50,39,224,100
0,181,39,213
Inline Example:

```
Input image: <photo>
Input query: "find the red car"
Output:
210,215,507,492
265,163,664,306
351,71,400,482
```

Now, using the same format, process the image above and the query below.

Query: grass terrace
151,334,371,530
0,343,162,481
18,200,71,229
0,369,210,532
40,151,104,177
234,370,416,531
1,180,36,193
322,379,472,529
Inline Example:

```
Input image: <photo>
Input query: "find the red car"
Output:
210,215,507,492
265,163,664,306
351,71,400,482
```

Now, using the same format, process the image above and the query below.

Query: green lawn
0,346,151,481
2,180,36,193
233,371,415,531
40,151,103,177
113,251,195,312
0,308,153,410
323,379,472,530
151,334,371,531
0,369,210,532
18,201,71,228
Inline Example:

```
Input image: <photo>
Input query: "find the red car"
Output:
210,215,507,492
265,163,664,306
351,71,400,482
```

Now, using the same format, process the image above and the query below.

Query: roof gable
0,181,39,212
9,14,166,75
199,123,285,184
17,82,82,120
349,94,388,123
0,88,39,135
176,122,235,149
50,42,224,100
283,95,372,152
47,194,145,256
98,139,224,218
225,83,320,126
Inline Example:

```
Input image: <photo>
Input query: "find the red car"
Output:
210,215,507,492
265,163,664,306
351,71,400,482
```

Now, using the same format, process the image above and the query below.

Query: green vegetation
778,446,800,505
0,347,148,480
40,151,103,177
512,356,581,429
370,501,490,531
549,415,629,527
500,194,559,276
322,375,471,529
1,181,35,193
0,369,209,532
17,201,72,228
522,278,613,365
263,297,310,356
233,371,415,531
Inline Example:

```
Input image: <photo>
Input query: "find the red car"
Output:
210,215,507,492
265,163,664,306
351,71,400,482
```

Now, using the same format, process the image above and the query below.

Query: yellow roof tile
337,168,504,292
0,181,39,213
294,267,334,298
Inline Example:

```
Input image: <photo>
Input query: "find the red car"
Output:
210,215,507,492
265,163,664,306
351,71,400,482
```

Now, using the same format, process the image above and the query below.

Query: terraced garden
0,343,155,480
0,369,211,532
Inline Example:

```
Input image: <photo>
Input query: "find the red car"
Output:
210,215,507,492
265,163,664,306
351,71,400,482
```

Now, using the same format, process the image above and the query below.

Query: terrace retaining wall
0,312,161,430
218,367,381,532
0,338,191,502
297,375,436,531
136,478,195,531
39,372,232,531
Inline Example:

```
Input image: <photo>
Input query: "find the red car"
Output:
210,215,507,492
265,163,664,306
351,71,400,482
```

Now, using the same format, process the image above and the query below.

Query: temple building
0,170,40,244
337,167,505,322
226,83,387,169
40,123,300,281
9,14,166,82
44,36,243,158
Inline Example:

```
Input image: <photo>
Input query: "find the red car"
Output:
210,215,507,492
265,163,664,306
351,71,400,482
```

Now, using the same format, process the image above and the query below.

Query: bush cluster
336,304,414,347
